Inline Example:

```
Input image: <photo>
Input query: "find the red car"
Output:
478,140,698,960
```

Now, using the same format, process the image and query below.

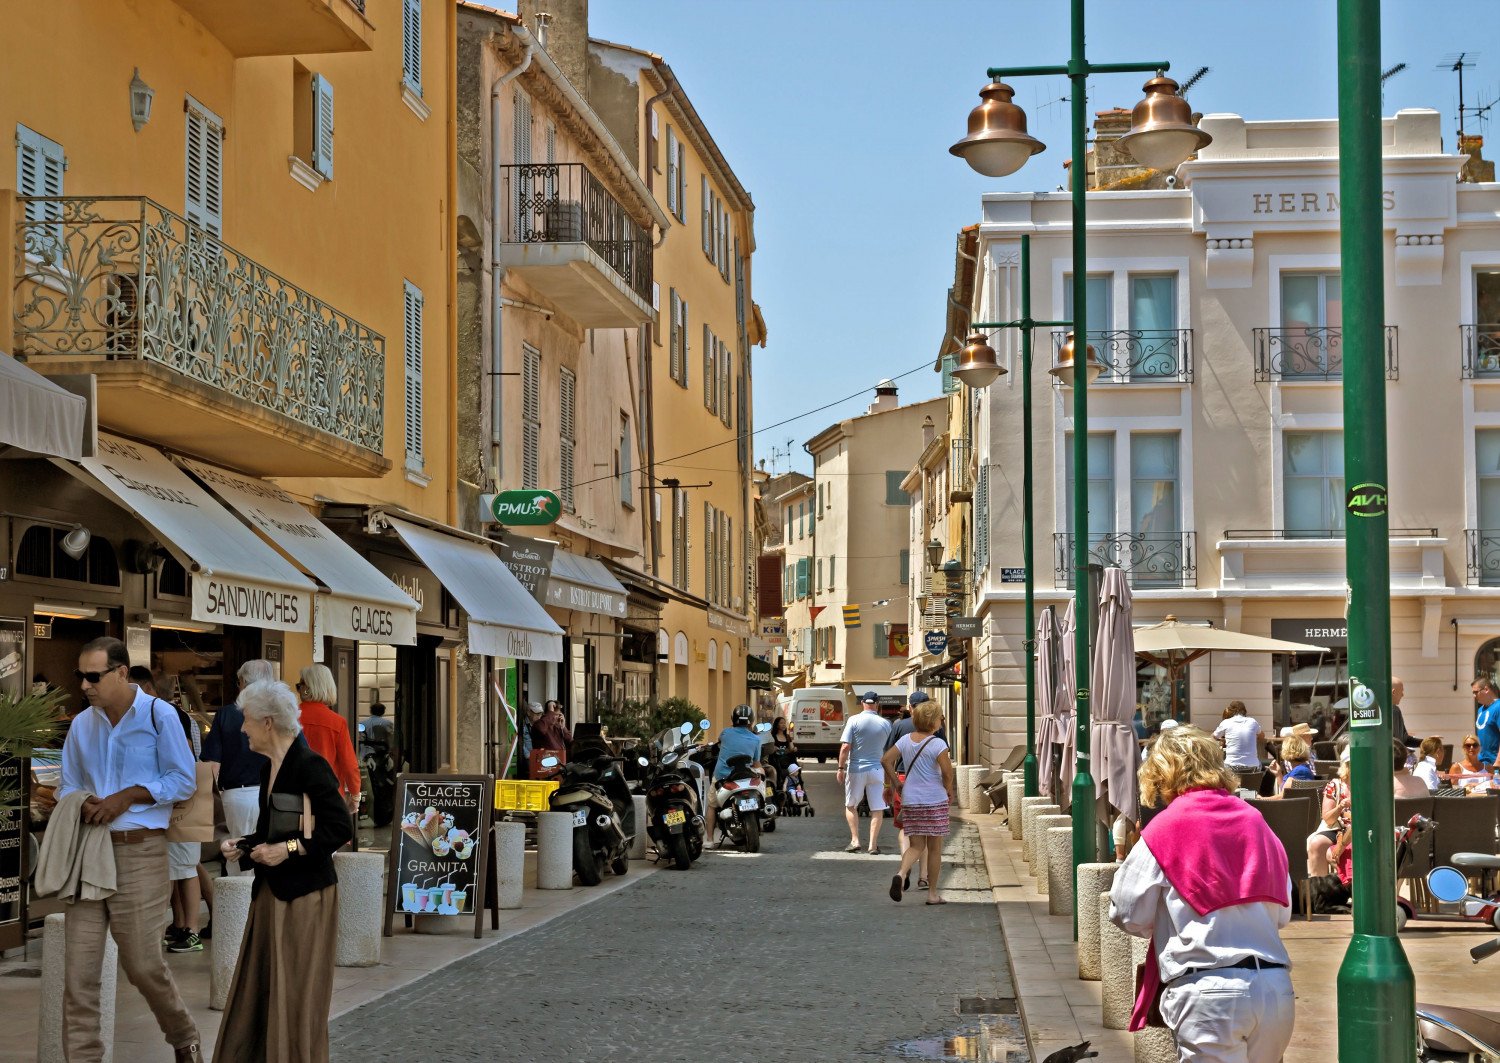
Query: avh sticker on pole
482,491,561,527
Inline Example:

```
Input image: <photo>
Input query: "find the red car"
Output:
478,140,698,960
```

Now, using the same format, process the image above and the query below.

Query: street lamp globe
953,331,1005,389
926,538,944,568
1116,75,1211,172
1049,332,1106,387
949,81,1045,178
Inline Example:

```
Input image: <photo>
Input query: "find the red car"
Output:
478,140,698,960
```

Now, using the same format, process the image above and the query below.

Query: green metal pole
1334,0,1415,1056
1021,234,1039,798
1068,0,1098,937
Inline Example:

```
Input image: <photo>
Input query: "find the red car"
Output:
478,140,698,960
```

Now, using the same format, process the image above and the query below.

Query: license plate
572,809,588,827
737,798,758,812
664,809,686,826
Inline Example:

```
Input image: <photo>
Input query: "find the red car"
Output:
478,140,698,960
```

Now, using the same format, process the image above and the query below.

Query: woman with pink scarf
1109,725,1294,1062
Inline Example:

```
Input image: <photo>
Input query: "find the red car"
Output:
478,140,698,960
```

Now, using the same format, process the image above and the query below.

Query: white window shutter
704,502,714,602
701,175,711,256
522,346,541,489
666,128,678,215
403,282,424,468
402,0,422,93
559,367,577,511
311,74,335,179
976,463,990,576
680,298,689,388
703,325,713,410
184,100,223,235
668,290,681,381
513,90,532,164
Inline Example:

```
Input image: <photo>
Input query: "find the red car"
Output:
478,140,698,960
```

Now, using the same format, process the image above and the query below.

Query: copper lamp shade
1049,332,1106,387
953,332,1005,389
949,81,1046,178
1117,75,1211,172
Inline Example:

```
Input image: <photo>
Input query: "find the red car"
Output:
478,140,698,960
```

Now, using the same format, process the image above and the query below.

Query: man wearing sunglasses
56,636,200,1061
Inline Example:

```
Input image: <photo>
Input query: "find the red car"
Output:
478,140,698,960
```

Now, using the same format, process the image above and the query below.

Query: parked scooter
1416,865,1500,1059
545,752,636,886
643,719,711,869
707,722,777,853
1396,816,1500,932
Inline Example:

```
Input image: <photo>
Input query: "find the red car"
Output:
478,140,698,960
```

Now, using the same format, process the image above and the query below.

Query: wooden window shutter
16,124,66,230
403,281,424,468
668,289,681,381
703,325,714,411
559,367,577,511
402,0,422,93
665,127,678,215
522,345,541,489
701,175,712,257
680,297,689,387
310,74,335,179
704,502,715,602
513,89,532,164
184,99,223,235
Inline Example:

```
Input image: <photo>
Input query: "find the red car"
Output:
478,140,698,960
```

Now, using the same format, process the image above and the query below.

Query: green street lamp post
950,0,1207,932
1334,0,1416,1057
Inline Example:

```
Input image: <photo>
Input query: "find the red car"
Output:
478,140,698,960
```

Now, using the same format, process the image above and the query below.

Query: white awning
544,551,628,617
179,459,418,646
73,434,315,631
385,517,563,662
1,351,86,459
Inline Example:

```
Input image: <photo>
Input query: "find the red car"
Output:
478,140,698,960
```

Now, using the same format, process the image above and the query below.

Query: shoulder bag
150,697,216,843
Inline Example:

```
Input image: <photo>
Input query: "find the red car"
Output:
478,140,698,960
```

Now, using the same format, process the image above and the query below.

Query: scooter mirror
638,756,650,767
680,722,694,735
1428,865,1471,904
700,719,711,730
754,722,771,733
539,755,559,768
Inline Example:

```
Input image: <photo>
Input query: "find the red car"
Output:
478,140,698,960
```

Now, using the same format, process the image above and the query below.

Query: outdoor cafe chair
1394,794,1435,909
1432,794,1500,890
1248,796,1315,921
1282,778,1329,835
1233,766,1268,796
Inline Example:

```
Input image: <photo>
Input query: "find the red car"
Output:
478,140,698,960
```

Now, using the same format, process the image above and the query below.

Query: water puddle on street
885,1015,1029,1062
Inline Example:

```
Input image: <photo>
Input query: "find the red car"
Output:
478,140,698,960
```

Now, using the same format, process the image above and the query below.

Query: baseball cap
908,691,930,706
860,692,879,704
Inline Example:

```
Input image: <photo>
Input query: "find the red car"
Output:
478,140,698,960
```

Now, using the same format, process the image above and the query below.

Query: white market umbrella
1053,598,1078,811
1035,606,1059,797
1091,568,1138,826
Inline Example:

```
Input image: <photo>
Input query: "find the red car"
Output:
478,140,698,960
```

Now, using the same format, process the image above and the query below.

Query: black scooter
643,719,711,869
545,753,636,886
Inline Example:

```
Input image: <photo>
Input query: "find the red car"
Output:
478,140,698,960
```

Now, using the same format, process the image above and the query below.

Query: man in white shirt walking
839,692,892,854
1212,700,1265,769
57,637,200,1062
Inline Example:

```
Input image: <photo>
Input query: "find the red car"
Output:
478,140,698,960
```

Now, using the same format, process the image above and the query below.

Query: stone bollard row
1034,814,1071,897
333,852,384,966
630,795,649,860
966,768,996,814
39,913,117,1063
1006,778,1026,839
1100,893,1136,1030
494,821,526,910
536,810,574,890
210,875,253,1010
1046,825,1074,917
1076,864,1119,980
1020,799,1058,867
1131,936,1179,1062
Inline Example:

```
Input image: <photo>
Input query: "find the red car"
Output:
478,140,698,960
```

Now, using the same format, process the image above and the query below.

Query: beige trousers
64,833,199,1061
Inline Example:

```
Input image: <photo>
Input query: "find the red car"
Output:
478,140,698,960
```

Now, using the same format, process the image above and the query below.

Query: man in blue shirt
713,705,764,781
1473,674,1500,769
840,692,893,854
203,659,274,873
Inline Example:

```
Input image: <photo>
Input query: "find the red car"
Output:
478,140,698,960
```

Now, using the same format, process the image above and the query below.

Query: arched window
1474,637,1500,690
673,631,689,666
707,639,718,671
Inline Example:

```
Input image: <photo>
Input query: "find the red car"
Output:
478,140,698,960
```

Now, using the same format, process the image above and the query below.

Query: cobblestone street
329,767,1026,1062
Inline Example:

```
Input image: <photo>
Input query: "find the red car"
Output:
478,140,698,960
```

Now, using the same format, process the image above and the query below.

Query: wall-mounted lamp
925,538,944,568
35,602,100,620
59,524,91,560
129,68,154,132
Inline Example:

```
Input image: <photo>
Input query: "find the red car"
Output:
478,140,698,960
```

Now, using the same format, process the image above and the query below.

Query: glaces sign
482,492,561,527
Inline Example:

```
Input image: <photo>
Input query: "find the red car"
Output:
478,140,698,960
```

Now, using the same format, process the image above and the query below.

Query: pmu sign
482,491,561,527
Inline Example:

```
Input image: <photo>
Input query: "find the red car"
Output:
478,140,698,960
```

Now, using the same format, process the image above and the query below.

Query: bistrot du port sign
482,491,562,527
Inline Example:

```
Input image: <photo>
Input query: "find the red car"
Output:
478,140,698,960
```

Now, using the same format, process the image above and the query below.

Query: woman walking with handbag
215,680,353,1063
882,702,955,905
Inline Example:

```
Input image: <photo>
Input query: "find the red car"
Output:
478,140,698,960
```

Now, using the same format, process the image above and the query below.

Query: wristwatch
285,838,301,857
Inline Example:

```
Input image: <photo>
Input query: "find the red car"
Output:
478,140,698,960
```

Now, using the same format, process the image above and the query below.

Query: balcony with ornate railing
1252,325,1399,382
1460,324,1500,378
948,438,973,502
1466,529,1500,586
1049,329,1193,384
498,163,654,328
14,196,387,477
1053,531,1196,589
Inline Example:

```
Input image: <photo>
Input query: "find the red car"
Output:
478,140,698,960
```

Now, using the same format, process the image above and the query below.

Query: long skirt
214,884,338,1063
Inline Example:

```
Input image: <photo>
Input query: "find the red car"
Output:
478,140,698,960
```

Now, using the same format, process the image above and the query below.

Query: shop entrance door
395,636,440,775
332,640,357,741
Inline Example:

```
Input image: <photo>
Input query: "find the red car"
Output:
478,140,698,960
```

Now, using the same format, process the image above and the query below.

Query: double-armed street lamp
947,0,1206,935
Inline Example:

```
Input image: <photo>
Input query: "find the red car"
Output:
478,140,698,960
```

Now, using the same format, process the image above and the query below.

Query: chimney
517,0,589,98
867,378,899,415
921,416,936,447
1460,134,1496,184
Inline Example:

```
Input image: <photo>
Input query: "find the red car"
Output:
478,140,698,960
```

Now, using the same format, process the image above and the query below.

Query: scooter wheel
1396,900,1412,932
611,852,630,876
667,832,692,870
764,816,777,833
1492,907,1500,932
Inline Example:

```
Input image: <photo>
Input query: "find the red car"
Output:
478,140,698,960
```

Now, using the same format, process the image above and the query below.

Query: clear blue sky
580,1,1499,474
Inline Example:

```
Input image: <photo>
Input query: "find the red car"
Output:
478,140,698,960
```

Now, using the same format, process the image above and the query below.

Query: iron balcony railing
499,162,653,306
1252,325,1399,382
1467,529,1500,586
1053,531,1196,589
1460,324,1500,378
1049,328,1193,383
14,196,384,452
949,438,973,498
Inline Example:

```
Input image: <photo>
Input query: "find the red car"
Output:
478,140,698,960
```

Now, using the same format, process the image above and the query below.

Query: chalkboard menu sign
0,755,22,927
383,774,497,939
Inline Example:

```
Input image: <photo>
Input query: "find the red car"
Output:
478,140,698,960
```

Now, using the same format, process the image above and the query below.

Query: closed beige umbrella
1091,568,1138,826
1035,606,1059,798
1053,599,1077,811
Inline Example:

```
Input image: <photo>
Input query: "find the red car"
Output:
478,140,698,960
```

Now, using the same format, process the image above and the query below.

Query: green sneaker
162,925,185,948
168,932,203,954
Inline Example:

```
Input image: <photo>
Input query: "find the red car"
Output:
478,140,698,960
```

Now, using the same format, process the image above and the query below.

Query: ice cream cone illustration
419,807,446,845
400,811,430,850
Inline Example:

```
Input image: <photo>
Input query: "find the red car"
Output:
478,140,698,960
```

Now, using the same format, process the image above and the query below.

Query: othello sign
482,491,561,527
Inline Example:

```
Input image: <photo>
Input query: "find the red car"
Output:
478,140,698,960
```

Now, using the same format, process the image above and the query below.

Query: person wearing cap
839,692,892,854
885,690,946,752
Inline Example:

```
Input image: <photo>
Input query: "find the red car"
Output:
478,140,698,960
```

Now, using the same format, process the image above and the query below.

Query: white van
777,687,853,763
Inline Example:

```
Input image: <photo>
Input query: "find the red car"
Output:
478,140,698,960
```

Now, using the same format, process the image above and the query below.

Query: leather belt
1176,956,1287,982
110,828,166,845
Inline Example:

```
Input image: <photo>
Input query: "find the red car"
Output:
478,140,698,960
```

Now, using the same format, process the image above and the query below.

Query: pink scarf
1130,787,1289,1031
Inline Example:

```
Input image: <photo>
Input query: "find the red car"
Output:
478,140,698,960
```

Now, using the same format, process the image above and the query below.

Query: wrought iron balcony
14,196,387,477
1460,324,1500,378
1252,325,1398,382
1053,531,1196,589
1048,329,1193,383
498,163,654,327
1466,529,1500,586
949,438,973,502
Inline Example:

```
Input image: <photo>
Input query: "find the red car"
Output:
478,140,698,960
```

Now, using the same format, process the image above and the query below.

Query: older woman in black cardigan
215,680,352,1063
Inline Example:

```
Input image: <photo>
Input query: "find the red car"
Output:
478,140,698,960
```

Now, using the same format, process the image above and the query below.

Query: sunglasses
1463,742,1479,749
75,666,122,684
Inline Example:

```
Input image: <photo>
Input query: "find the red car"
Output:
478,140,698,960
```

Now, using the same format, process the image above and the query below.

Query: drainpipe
488,37,534,490
803,442,816,683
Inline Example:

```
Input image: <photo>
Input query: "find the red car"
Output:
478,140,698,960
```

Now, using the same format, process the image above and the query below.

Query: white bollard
493,822,526,910
1046,825,1075,916
1006,779,1026,838
1132,936,1180,1062
1018,796,1051,845
39,912,117,1063
1024,803,1061,870
630,795,649,860
536,811,574,890
332,852,385,967
1034,814,1071,897
210,875,254,1010
1100,894,1136,1030
967,770,994,815
1076,864,1120,980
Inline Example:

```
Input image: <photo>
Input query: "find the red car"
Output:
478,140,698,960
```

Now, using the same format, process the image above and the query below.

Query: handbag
147,697,215,844
1133,960,1168,1028
266,791,315,844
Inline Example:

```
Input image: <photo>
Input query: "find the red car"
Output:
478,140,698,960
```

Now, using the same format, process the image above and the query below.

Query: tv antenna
1441,53,1495,141
1380,62,1407,105
1179,66,1211,99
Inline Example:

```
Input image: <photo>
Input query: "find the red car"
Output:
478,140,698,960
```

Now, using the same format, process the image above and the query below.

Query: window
619,414,633,508
785,506,792,544
1283,431,1344,537
703,324,717,413
403,282,424,471
975,464,989,573
311,74,335,179
817,482,824,518
652,283,661,346
1281,272,1342,377
702,175,713,257
401,0,422,95
672,488,689,589
718,202,731,282
874,623,909,659
669,291,688,388
885,471,911,506
1478,271,1500,327
816,558,822,593
184,98,223,234
666,126,678,215
521,345,541,489
899,548,910,585
798,501,806,540
1130,274,1176,332
559,367,577,512
648,109,660,175
719,339,732,427
1063,272,1112,341
1064,432,1115,547
827,554,834,591
16,124,65,255
795,557,809,600
1131,433,1179,537
705,502,717,602
1478,432,1500,576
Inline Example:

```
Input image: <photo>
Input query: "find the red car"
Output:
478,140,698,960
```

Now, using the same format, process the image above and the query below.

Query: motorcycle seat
1451,852,1500,870
1417,1003,1500,1053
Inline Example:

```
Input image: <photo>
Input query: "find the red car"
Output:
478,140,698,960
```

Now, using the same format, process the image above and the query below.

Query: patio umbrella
1035,606,1059,797
1053,598,1078,811
1091,568,1138,826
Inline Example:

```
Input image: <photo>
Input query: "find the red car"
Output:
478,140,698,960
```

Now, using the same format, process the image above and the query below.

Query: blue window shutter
312,74,335,179
402,0,422,94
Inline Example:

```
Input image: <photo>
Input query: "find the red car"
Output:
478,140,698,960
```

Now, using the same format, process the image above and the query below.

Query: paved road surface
330,766,1025,1062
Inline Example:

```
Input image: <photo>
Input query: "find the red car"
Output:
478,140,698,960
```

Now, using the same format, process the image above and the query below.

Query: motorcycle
1417,864,1500,1060
642,719,711,869
544,753,637,886
707,722,777,853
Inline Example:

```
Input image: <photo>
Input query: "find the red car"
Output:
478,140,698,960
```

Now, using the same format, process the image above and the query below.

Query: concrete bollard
536,810,574,890
1007,779,1026,838
1076,864,1120,980
1034,814,1071,897
1023,802,1060,870
210,875,253,1010
630,795,649,860
1018,796,1051,845
1100,894,1136,1030
1131,936,1179,1062
967,768,996,814
333,852,385,966
1046,825,1075,916
953,765,971,804
493,821,526,909
40,913,117,1063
